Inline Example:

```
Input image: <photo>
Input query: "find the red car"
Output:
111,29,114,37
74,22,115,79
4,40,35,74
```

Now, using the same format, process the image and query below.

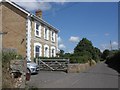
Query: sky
12,1,119,53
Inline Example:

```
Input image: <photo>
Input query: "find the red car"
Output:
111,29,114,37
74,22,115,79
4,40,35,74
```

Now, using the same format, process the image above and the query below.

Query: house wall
2,2,27,58
30,20,58,60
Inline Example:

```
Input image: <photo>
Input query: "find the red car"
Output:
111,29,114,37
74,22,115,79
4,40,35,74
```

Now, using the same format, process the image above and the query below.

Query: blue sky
15,1,118,53
43,2,118,53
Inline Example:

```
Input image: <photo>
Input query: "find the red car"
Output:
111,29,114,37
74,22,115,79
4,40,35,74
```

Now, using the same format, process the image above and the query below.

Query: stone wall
67,60,96,73
10,60,26,88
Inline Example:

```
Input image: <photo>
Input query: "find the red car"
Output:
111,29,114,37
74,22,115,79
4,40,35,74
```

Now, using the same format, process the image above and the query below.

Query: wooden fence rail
37,59,69,71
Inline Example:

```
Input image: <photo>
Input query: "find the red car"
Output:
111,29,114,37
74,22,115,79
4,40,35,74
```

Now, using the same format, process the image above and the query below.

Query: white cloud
112,41,118,46
105,33,110,36
58,37,66,49
100,41,118,52
11,0,52,11
67,50,74,54
58,37,62,44
59,44,66,49
69,36,80,43
100,44,109,52
112,41,118,49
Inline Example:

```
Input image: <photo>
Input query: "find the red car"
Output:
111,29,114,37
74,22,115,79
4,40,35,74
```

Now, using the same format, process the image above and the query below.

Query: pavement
26,62,119,88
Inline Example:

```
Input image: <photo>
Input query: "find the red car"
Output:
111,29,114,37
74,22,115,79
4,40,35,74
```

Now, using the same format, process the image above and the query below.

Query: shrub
105,51,120,73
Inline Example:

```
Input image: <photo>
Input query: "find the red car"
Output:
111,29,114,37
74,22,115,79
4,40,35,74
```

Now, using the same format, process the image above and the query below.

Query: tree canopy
73,38,101,63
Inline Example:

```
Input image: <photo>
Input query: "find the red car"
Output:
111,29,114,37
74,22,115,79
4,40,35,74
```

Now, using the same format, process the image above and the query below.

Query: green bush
2,50,23,68
2,51,16,65
105,51,120,73
69,54,91,64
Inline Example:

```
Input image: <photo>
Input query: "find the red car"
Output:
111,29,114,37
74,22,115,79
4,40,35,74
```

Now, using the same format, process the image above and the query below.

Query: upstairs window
51,31,55,42
44,27,49,40
45,28,47,39
35,22,41,37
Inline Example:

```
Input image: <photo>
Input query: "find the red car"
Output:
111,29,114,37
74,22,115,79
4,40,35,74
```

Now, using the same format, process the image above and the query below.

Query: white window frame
51,31,55,42
51,46,56,57
35,22,41,37
44,26,49,40
34,43,42,58
44,44,49,57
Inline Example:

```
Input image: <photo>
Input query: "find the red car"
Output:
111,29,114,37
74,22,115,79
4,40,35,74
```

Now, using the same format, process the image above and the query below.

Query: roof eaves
1,0,60,33
31,14,60,33
2,0,30,15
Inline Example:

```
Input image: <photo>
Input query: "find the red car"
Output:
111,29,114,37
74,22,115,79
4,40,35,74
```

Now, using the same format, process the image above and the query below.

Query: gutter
30,14,60,33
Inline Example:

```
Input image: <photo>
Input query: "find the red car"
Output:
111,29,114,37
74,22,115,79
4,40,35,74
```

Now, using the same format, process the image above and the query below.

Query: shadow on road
105,52,120,74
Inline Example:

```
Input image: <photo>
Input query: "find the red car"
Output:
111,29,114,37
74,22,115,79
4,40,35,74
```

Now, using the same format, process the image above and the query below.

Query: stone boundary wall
67,61,96,73
10,60,26,88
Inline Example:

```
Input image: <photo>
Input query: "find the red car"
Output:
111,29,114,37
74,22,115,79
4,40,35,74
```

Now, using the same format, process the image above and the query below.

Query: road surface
27,62,119,88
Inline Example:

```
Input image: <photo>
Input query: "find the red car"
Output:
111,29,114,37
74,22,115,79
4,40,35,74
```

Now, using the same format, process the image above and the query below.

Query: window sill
35,35,41,38
44,38,49,41
52,40,55,43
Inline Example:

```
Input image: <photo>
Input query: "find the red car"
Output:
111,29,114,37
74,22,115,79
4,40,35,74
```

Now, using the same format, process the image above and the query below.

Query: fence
36,59,69,71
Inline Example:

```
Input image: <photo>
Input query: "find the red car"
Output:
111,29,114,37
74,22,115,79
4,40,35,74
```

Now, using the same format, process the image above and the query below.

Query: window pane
52,49,54,57
52,32,54,36
45,28,47,39
36,24,39,30
36,53,39,58
36,30,39,36
36,46,40,52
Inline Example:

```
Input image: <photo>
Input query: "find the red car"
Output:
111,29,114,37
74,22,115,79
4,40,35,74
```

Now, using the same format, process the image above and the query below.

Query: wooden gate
37,59,69,71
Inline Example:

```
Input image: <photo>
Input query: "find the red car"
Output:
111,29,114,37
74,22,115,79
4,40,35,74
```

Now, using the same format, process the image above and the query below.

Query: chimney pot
35,10,42,18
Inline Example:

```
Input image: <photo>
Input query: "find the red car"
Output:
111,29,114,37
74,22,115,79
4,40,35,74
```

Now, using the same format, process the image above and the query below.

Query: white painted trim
5,0,30,15
56,34,59,53
3,0,59,33
44,44,49,57
51,46,56,57
26,17,31,61
34,43,42,58
34,21,41,38
51,31,55,42
32,15,59,32
44,26,49,41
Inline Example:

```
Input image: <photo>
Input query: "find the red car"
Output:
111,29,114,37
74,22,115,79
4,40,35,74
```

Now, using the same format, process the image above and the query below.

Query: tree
92,47,102,62
74,38,93,54
59,50,65,57
73,38,101,63
101,49,110,60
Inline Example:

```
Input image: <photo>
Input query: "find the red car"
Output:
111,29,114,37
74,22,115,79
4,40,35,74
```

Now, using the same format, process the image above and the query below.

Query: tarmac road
26,62,119,88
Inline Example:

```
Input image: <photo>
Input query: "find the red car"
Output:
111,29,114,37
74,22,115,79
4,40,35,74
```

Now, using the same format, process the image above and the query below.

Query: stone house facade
0,0,59,61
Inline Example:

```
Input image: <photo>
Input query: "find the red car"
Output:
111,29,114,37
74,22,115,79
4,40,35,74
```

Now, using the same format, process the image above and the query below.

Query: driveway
26,62,119,88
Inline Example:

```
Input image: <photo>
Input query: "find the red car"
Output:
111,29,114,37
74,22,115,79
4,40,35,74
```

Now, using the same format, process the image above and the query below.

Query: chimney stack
35,10,42,18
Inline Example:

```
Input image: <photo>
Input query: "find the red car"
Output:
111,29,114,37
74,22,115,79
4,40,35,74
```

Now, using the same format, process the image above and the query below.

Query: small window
35,22,41,37
52,49,54,57
51,31,55,42
44,45,49,57
45,28,47,39
51,46,56,57
36,24,39,30
35,45,40,58
44,27,49,40
52,32,54,41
